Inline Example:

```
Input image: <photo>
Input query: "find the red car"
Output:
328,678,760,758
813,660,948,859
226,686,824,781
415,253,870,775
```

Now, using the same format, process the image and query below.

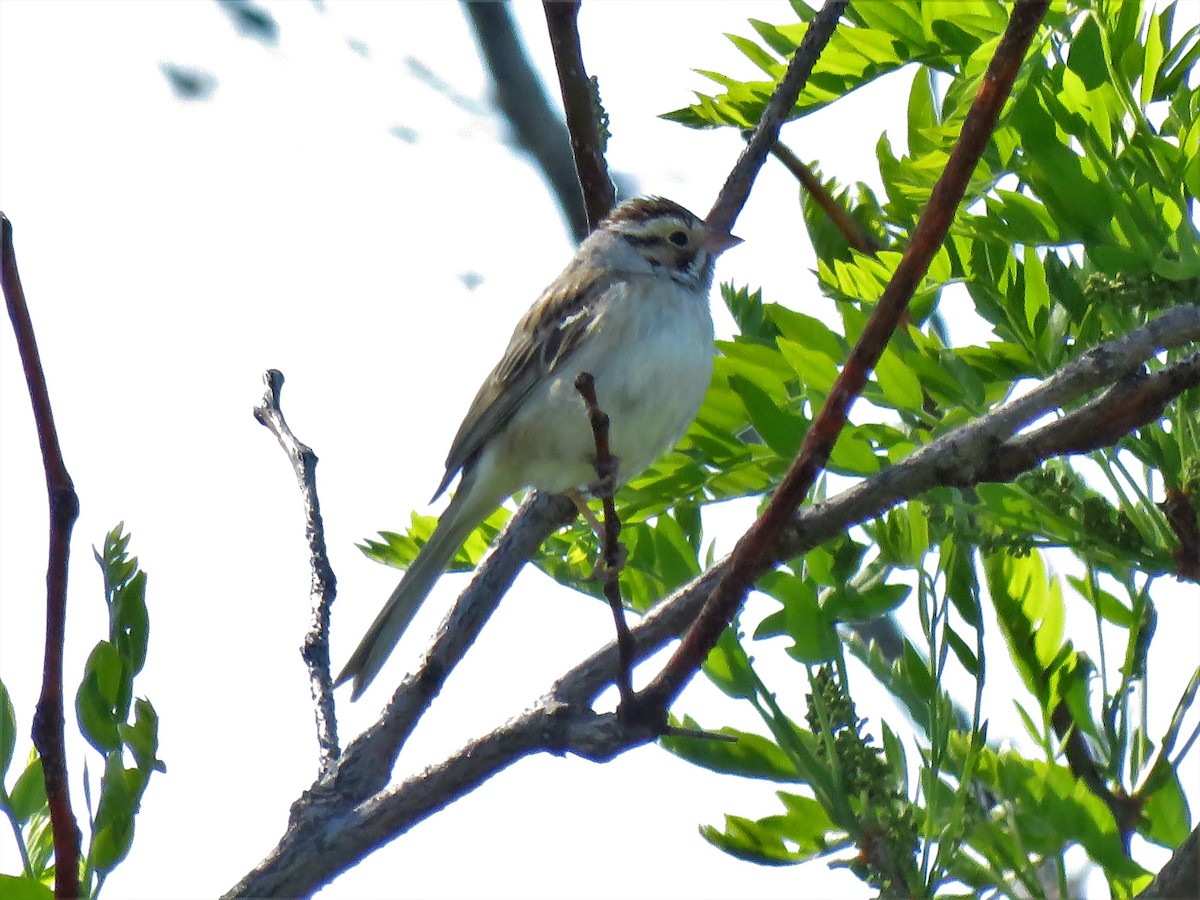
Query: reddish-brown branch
636,0,1052,718
768,139,881,254
2,213,82,898
543,2,614,229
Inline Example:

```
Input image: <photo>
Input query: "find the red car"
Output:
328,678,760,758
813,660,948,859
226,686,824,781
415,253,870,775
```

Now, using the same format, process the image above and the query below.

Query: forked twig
253,369,340,776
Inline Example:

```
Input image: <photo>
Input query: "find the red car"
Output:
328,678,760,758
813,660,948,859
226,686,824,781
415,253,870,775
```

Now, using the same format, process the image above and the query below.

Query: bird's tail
335,474,497,700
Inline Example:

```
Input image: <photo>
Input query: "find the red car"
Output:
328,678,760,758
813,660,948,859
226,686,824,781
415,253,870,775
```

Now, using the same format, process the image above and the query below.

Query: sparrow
336,196,740,699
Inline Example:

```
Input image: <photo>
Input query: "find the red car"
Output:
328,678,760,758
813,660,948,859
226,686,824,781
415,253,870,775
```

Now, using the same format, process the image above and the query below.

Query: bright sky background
1,2,1197,898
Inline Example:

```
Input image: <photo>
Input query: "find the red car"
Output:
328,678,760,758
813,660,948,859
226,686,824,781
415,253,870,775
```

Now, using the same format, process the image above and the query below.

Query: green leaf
118,699,166,776
769,307,846,361
0,679,15,783
777,337,840,398
1137,761,1190,847
1140,8,1166,107
701,628,757,700
874,501,931,569
940,534,981,628
823,582,910,622
945,626,981,677
0,874,54,900
983,549,1069,707
728,374,805,459
24,808,54,876
89,752,137,874
700,790,840,865
76,641,125,752
1067,575,1135,627
727,33,784,77
112,570,149,675
9,754,47,824
661,718,802,782
755,570,839,663
949,736,1146,878
873,345,925,410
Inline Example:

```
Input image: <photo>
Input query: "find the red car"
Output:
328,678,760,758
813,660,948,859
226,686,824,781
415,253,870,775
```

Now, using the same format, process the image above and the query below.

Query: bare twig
543,1,614,227
705,0,848,237
637,0,1052,718
253,369,340,776
767,139,881,254
573,372,634,706
2,214,83,898
462,1,589,242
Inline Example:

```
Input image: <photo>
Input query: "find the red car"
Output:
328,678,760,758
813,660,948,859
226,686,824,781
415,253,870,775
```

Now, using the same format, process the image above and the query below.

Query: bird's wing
431,265,616,500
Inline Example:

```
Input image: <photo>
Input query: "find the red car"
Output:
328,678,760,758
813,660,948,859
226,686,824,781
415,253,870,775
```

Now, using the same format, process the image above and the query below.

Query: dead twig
253,369,340,777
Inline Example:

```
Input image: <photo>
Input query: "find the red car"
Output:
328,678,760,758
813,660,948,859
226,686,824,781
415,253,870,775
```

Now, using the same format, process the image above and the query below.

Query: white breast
490,276,714,495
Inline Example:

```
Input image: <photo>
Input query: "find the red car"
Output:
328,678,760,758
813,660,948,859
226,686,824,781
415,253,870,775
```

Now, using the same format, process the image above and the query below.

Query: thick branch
2,214,82,899
253,369,340,777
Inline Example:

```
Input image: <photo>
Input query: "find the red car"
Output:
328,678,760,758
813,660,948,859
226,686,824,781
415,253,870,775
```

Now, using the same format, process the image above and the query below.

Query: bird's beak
703,226,743,256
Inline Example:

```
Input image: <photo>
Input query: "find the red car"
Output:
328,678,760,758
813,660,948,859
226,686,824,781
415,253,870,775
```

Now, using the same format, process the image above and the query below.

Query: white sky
1,2,1196,898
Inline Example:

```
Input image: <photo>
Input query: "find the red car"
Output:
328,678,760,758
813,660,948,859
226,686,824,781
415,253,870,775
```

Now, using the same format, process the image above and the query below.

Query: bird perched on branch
336,196,741,699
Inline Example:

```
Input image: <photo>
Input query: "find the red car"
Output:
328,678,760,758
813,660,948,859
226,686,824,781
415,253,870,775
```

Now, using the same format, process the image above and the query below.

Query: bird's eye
668,230,689,246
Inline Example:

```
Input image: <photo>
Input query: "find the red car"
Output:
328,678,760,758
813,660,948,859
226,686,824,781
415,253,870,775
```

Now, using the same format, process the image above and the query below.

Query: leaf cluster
0,526,163,899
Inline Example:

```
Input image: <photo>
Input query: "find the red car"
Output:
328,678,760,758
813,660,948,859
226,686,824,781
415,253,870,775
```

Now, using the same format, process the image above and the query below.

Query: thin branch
573,372,634,706
637,0,1052,718
462,1,589,242
2,213,82,899
316,492,578,804
543,1,614,227
3,255,74,856
253,369,340,776
767,138,881,253
705,0,849,237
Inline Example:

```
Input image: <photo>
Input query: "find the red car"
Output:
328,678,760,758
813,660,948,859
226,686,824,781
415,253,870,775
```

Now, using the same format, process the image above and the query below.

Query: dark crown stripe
602,196,700,228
